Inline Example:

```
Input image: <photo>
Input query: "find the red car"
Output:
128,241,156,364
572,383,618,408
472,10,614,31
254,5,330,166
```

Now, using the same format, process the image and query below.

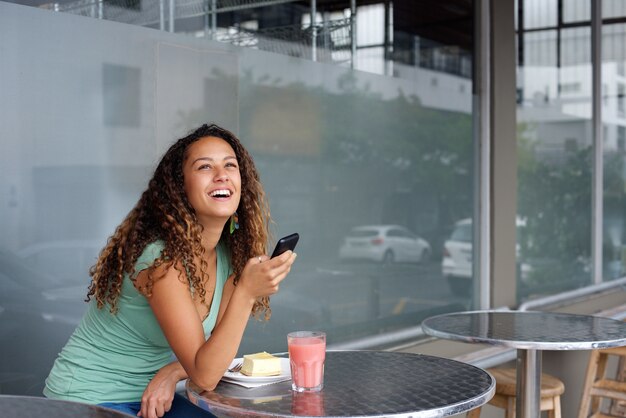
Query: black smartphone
270,233,299,258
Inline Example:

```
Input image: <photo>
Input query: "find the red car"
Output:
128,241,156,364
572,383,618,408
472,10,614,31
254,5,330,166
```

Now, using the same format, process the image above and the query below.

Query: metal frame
330,275,626,351
591,0,603,284
518,276,626,311
477,0,491,310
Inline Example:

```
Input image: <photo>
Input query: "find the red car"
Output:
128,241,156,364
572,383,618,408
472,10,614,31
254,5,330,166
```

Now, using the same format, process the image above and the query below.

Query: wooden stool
467,368,564,418
578,346,626,418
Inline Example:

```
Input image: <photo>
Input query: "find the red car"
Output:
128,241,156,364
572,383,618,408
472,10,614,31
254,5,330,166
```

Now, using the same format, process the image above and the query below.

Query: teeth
210,189,231,197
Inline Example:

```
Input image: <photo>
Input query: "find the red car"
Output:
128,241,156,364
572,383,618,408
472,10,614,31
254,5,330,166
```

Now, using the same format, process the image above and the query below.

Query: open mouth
209,189,232,198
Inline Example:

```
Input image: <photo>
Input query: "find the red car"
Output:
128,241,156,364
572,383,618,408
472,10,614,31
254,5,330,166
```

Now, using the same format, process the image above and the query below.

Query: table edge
421,311,626,350
185,351,497,418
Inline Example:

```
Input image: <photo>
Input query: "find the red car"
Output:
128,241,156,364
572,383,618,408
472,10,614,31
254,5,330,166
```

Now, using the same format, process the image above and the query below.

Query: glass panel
563,0,590,23
524,30,558,67
451,222,472,243
356,3,385,45
603,0,626,19
602,22,626,280
0,0,476,396
517,23,593,302
524,0,558,29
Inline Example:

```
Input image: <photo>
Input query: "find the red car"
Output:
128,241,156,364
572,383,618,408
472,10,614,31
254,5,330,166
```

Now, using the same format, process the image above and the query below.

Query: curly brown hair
86,124,272,318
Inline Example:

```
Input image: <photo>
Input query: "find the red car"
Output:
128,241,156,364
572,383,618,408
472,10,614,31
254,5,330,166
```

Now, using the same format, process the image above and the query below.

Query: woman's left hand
138,362,185,418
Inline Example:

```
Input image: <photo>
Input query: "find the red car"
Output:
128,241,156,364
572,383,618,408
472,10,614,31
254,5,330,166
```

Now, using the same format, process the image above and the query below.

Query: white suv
442,218,528,295
441,219,473,295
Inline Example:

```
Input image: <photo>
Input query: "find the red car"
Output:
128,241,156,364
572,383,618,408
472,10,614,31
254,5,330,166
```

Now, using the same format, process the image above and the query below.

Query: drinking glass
287,331,326,392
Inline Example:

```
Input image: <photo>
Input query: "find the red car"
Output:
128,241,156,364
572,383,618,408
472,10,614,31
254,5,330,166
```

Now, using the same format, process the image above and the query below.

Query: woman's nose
214,169,229,182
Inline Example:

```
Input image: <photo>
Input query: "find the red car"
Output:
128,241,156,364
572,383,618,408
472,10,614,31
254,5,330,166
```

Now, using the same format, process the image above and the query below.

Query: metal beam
591,0,603,284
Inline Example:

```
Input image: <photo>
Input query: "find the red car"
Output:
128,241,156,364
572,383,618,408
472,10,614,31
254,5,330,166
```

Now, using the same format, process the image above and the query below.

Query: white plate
222,357,291,383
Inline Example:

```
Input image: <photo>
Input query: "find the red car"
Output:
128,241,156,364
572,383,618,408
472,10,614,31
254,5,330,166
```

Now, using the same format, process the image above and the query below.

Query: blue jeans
99,393,216,418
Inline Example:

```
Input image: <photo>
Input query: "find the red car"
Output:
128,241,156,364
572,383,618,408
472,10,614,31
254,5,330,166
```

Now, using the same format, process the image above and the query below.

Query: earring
229,212,240,234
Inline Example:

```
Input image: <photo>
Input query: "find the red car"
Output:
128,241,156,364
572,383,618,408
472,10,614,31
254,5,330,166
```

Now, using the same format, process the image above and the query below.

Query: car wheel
447,276,471,296
382,250,395,264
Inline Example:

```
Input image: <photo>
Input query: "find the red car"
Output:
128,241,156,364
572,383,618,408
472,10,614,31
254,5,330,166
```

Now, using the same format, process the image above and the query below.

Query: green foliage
320,70,474,224
237,69,475,234
517,122,593,294
518,122,626,292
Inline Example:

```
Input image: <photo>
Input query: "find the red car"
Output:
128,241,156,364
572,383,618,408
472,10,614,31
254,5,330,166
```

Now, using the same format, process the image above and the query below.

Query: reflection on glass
603,0,626,19
517,2,593,302
338,225,431,264
563,0,590,23
0,0,476,396
102,64,141,127
523,0,558,29
602,23,626,281
524,30,558,68
442,219,473,297
239,63,475,353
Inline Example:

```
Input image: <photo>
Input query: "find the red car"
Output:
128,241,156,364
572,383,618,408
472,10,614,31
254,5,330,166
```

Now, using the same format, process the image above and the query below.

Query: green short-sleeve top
43,240,231,404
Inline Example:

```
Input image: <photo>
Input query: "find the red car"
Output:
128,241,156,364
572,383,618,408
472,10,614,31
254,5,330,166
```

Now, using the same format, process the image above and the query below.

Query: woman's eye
226,162,238,168
198,164,211,170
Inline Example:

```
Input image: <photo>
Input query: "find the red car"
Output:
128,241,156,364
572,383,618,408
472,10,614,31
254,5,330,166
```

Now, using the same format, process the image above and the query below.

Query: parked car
339,225,431,264
442,217,528,296
441,219,473,295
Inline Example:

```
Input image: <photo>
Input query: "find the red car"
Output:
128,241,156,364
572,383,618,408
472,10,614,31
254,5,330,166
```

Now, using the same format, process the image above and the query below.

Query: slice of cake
240,352,282,377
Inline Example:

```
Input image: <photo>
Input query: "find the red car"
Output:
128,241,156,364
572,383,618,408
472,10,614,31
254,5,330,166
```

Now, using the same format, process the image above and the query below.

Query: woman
44,124,297,418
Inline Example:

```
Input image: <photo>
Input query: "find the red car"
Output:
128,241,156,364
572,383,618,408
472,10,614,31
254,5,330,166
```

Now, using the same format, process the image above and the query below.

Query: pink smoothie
288,337,326,390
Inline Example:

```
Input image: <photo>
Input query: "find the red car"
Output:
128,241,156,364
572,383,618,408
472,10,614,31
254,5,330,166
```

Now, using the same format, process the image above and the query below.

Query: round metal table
186,350,495,417
422,310,626,418
0,394,130,418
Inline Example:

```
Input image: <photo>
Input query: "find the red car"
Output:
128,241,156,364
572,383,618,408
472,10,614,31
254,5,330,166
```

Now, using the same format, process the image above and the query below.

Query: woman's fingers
267,252,296,277
260,253,294,284
240,251,296,298
140,398,170,418
265,253,296,294
155,402,165,418
146,402,156,418
261,251,295,271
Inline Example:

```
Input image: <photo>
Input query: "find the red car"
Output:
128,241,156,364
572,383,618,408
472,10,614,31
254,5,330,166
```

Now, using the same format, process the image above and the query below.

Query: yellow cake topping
240,352,282,377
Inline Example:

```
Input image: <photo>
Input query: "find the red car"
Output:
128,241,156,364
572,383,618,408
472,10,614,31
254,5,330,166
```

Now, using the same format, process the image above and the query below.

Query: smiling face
183,136,242,227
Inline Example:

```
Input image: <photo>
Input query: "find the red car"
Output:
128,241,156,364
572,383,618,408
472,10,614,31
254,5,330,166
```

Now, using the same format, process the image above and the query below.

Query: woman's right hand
137,362,184,418
237,250,297,300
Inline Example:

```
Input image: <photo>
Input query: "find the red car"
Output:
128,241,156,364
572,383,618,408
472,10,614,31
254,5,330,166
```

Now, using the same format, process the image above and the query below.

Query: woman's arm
138,361,187,418
145,250,296,392
214,273,236,326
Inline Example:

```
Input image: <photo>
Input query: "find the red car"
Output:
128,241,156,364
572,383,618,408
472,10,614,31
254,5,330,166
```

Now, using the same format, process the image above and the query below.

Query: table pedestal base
516,348,541,418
